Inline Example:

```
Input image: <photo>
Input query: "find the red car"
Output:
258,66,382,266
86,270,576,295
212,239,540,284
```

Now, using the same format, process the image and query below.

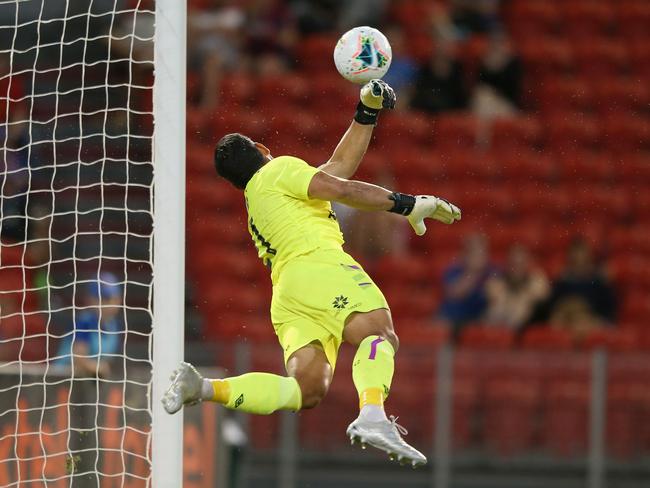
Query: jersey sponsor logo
332,295,349,309
328,210,337,221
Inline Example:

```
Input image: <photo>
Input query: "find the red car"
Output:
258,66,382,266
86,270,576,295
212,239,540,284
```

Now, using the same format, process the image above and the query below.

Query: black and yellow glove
354,79,396,125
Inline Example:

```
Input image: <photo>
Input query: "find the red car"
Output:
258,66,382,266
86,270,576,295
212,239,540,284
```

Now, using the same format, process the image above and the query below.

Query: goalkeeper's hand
406,196,462,236
360,79,396,110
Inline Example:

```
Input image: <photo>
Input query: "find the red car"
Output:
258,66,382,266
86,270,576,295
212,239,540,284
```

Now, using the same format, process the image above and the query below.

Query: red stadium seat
601,114,650,153
186,142,215,178
218,74,257,109
521,326,574,351
536,78,593,114
507,1,561,40
581,328,638,352
620,291,650,323
383,285,438,322
563,1,614,40
432,114,479,150
617,0,650,42
186,108,213,143
591,78,649,116
256,74,310,109
266,110,324,145
519,38,574,76
610,255,650,292
544,113,601,152
574,39,629,77
374,254,430,285
0,244,24,267
557,150,616,185
304,74,357,111
483,377,540,456
627,39,650,78
396,320,449,347
459,324,515,350
496,148,557,183
489,116,543,151
374,111,434,149
542,378,590,457
390,0,436,33
296,35,341,74
212,109,268,142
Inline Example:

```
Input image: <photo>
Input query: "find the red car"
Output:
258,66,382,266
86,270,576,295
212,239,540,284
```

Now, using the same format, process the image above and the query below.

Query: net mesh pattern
0,1,154,485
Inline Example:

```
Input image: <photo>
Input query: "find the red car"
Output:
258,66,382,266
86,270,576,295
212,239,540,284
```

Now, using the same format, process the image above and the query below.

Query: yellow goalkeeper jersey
244,155,344,282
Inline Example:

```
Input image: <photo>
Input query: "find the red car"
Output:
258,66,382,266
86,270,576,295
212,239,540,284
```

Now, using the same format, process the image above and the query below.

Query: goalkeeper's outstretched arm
308,171,461,236
319,80,395,179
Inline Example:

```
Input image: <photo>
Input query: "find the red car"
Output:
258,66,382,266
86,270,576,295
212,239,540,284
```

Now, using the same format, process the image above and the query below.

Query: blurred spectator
381,26,418,103
291,0,338,34
25,205,53,311
410,38,467,114
0,51,28,146
471,31,522,119
109,4,154,75
337,0,389,31
484,244,550,329
0,52,29,173
0,146,28,241
188,1,245,109
550,296,604,342
55,272,124,378
451,0,501,35
548,238,617,324
438,233,497,330
431,1,460,41
245,0,297,72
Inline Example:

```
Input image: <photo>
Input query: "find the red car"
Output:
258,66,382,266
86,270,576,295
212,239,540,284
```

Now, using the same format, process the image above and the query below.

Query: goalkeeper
163,80,461,466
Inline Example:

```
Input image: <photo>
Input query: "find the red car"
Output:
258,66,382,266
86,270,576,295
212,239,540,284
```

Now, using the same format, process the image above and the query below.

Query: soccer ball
333,26,392,85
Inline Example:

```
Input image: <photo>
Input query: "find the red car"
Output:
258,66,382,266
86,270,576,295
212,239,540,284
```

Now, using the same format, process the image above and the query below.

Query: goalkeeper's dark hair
214,133,266,189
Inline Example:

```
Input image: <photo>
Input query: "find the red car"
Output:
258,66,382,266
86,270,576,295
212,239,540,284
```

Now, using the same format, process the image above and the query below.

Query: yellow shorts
271,249,389,368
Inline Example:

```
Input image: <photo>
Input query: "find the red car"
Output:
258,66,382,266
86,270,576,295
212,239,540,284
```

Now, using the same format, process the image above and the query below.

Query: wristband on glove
354,101,380,125
388,192,416,216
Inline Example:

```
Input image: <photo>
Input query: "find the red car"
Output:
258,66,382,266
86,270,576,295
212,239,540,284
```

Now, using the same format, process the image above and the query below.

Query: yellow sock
352,335,395,411
208,373,302,415
359,387,385,410
210,379,230,404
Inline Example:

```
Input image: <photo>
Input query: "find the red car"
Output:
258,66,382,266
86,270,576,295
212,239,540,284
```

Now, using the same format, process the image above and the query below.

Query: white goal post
152,0,186,486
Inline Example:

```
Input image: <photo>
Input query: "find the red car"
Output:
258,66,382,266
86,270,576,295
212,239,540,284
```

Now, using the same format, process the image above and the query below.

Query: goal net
0,1,184,486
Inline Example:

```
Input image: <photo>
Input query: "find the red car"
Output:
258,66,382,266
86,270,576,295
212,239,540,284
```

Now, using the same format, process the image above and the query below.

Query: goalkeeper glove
389,193,461,236
354,79,396,125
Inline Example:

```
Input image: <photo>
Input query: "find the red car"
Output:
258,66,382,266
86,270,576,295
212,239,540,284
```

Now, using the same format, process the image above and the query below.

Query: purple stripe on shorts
368,337,385,360
347,264,361,270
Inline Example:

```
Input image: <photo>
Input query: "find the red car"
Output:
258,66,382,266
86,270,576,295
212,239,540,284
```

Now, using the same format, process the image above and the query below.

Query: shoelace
389,415,408,436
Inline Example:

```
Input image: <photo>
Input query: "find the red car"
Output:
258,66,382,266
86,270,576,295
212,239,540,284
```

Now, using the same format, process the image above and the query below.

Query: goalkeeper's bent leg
203,373,302,414
202,343,333,414
345,309,398,420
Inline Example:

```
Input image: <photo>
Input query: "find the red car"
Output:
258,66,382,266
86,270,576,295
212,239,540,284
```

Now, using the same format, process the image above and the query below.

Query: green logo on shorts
333,295,349,309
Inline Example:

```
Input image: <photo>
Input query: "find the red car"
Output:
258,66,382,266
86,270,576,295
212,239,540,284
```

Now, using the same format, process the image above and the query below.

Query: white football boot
346,414,428,467
162,362,204,414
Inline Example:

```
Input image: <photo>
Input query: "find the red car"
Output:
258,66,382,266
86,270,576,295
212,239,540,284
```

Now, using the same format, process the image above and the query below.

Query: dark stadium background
0,0,649,487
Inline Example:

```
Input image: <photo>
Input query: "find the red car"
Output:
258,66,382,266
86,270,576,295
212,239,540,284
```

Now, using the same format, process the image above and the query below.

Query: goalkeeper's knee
287,346,333,409
295,375,330,409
